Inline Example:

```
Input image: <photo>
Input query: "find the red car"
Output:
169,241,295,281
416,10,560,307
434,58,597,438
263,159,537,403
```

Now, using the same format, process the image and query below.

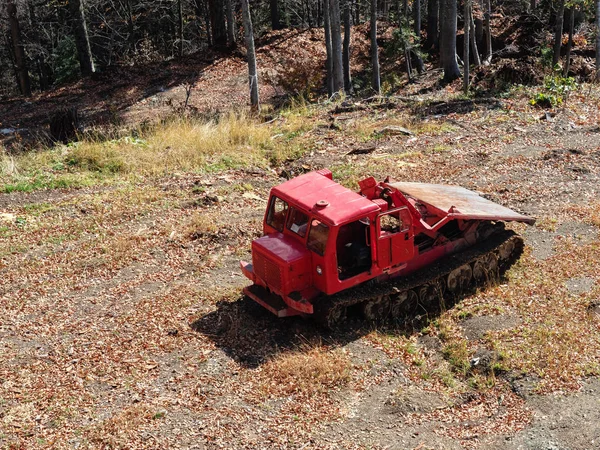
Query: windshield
307,219,329,256
266,196,288,232
286,207,309,237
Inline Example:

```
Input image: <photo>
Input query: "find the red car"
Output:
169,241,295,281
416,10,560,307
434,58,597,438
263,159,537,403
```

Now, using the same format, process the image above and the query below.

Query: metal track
314,229,524,329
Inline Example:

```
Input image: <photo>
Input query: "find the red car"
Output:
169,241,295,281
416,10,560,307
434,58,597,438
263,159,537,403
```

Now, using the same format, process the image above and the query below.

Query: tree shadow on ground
190,290,472,369
411,97,504,118
0,51,224,148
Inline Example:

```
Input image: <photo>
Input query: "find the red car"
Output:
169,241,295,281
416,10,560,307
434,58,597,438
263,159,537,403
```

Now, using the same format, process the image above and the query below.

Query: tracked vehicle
240,170,534,327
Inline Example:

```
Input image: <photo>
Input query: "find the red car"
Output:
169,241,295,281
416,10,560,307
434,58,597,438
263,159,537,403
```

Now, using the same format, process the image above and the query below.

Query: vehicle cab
240,169,415,316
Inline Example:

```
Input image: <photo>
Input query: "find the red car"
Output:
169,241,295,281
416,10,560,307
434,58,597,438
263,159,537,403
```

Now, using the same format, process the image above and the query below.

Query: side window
287,207,309,237
307,220,329,256
266,196,288,232
379,208,411,237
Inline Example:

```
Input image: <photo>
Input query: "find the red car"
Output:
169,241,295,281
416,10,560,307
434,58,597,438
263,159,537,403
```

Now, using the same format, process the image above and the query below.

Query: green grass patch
2,171,108,194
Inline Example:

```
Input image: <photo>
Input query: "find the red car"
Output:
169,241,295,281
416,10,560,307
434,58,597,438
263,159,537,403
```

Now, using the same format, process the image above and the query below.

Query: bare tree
271,0,282,30
469,4,481,67
28,1,50,90
564,6,574,76
329,0,344,93
596,0,600,80
371,0,380,93
483,0,492,65
343,0,352,93
463,0,470,92
208,0,227,47
7,0,31,96
413,0,424,73
69,0,95,75
440,0,460,81
324,0,334,96
177,0,184,57
426,0,439,50
225,0,236,47
241,0,259,111
552,0,565,67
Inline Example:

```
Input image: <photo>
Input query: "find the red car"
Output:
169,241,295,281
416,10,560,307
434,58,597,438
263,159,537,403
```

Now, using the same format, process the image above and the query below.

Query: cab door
376,207,414,270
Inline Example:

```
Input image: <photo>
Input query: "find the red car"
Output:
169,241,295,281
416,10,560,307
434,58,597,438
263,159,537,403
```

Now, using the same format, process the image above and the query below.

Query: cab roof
271,170,380,226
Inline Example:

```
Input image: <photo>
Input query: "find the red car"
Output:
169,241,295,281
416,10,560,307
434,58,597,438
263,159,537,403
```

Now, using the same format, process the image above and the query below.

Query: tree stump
49,108,79,144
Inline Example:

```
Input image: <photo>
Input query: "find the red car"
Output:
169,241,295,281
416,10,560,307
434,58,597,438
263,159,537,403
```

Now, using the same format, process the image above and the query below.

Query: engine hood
251,233,312,295
252,233,310,264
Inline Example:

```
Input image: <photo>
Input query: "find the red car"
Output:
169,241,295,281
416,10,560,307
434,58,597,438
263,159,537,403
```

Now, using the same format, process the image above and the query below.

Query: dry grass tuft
68,112,273,175
186,211,220,239
255,346,351,397
0,149,17,176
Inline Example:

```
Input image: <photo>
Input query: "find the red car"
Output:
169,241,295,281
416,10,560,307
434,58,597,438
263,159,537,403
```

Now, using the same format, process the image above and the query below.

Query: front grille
254,253,283,292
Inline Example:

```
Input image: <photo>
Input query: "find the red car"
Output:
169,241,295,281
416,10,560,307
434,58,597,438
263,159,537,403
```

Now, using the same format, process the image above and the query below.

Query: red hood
251,233,312,295
252,233,310,264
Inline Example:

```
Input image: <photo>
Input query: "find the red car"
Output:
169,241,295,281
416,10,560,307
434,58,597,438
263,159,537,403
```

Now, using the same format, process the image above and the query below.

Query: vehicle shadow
190,292,468,369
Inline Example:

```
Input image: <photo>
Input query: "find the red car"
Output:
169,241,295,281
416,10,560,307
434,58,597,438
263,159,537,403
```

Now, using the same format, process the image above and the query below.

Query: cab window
337,218,371,280
379,208,411,237
287,207,309,237
266,196,288,232
307,220,329,256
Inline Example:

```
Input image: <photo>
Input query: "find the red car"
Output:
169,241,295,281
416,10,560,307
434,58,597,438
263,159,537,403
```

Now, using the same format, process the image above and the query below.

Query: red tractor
240,169,534,327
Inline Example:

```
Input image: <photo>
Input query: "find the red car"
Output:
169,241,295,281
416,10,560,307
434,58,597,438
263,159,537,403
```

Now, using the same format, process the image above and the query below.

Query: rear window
307,219,329,256
266,196,288,232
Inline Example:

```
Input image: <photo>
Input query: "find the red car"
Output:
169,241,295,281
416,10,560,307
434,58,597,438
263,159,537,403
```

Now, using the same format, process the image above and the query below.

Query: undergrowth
0,110,313,193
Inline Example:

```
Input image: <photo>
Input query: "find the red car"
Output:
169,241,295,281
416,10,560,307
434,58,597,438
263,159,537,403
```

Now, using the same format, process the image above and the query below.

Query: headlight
316,265,323,275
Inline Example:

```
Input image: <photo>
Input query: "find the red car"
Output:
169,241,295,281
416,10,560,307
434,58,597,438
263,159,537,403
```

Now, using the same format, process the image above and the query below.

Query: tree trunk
330,0,345,93
270,0,282,30
470,4,481,66
306,0,314,27
426,0,439,51
28,1,50,90
241,0,259,112
194,0,213,46
208,0,227,48
126,0,135,51
343,0,352,93
596,0,600,80
68,0,95,76
530,0,536,11
371,0,381,93
475,0,483,52
413,0,424,73
177,0,184,57
324,0,335,96
564,7,574,76
439,0,460,81
317,0,322,27
481,0,492,65
7,1,31,95
463,0,470,93
204,0,213,46
225,0,236,47
552,0,565,67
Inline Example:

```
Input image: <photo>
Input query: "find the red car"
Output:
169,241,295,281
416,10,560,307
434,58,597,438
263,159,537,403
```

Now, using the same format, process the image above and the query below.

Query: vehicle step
244,284,302,318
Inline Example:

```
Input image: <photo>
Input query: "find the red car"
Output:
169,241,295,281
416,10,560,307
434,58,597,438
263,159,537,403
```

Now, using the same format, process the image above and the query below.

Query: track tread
314,229,524,328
